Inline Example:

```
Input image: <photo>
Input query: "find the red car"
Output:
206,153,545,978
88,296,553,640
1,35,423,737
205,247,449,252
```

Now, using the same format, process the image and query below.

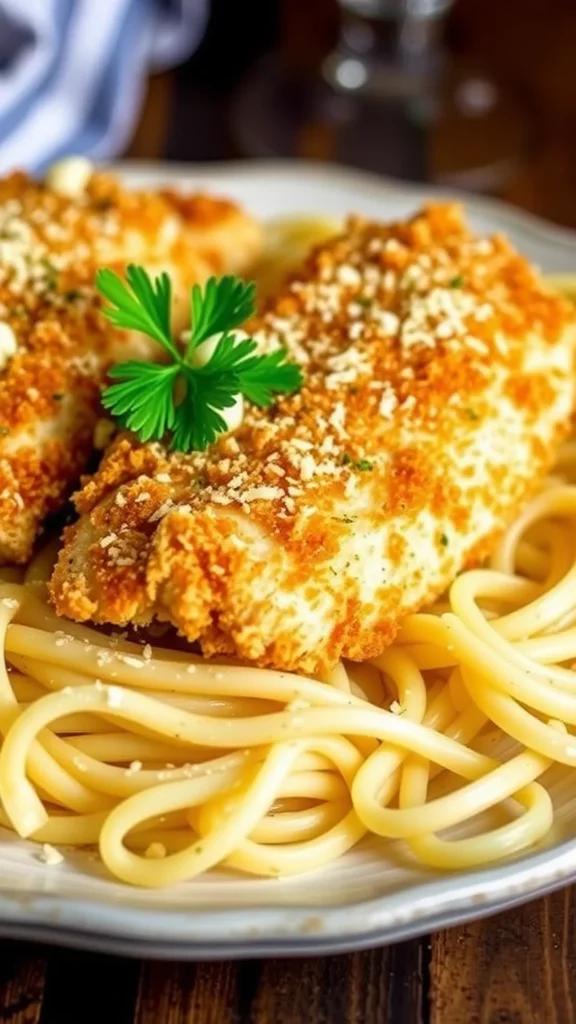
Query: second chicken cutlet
50,204,575,673
0,167,261,563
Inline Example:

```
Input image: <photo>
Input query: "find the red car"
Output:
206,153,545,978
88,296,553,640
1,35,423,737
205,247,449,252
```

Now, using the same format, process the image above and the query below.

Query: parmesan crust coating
50,204,576,673
0,171,261,562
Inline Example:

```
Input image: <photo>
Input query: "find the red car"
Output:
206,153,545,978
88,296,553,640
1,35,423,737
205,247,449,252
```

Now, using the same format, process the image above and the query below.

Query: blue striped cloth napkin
0,0,207,173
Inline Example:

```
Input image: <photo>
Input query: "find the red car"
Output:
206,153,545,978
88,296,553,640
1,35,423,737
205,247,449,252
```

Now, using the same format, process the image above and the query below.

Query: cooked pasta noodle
252,215,344,298
1,437,576,887
544,274,576,301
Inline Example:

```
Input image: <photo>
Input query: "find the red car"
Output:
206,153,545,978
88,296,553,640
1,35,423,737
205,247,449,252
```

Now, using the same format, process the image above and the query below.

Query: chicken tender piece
0,170,261,563
50,204,576,674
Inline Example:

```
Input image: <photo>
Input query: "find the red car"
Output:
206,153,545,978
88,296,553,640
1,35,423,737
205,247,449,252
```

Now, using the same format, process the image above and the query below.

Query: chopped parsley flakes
342,453,374,471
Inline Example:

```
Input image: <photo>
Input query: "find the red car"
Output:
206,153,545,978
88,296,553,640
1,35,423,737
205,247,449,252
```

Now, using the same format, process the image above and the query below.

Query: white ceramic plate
3,161,576,959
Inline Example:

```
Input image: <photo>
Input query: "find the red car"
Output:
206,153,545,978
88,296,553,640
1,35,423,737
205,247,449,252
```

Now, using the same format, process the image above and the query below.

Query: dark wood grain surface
0,1,573,1021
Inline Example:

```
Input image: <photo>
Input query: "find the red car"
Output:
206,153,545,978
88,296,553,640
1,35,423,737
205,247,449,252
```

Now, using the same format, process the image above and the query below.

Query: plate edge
110,158,576,252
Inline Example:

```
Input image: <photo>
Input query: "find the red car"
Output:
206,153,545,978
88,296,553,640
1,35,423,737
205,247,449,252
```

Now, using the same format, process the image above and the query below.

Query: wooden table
0,2,574,1020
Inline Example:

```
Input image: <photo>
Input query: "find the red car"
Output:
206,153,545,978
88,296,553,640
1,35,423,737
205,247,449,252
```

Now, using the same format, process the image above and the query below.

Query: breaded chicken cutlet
0,169,261,563
50,204,576,674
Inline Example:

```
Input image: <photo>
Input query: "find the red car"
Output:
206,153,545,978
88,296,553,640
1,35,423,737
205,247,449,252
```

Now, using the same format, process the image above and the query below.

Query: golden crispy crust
0,171,261,562
50,203,576,672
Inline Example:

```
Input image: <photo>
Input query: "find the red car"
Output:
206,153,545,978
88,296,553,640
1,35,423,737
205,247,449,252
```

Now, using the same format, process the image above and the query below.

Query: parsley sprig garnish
96,266,303,452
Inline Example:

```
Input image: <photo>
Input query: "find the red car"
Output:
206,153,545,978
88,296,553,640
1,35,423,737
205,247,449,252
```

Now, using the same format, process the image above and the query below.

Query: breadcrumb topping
73,204,569,525
37,843,64,865
50,203,575,672
0,171,261,563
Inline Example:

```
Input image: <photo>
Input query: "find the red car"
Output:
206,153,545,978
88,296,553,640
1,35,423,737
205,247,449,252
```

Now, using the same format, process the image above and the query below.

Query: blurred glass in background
165,0,576,227
234,0,530,193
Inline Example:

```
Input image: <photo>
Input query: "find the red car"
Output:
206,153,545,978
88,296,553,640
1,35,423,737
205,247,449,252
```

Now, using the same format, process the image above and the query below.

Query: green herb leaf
41,258,58,290
450,275,464,288
97,265,177,358
237,349,303,407
170,366,235,453
187,276,256,354
341,453,373,471
97,267,303,452
102,362,179,443
199,331,259,373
